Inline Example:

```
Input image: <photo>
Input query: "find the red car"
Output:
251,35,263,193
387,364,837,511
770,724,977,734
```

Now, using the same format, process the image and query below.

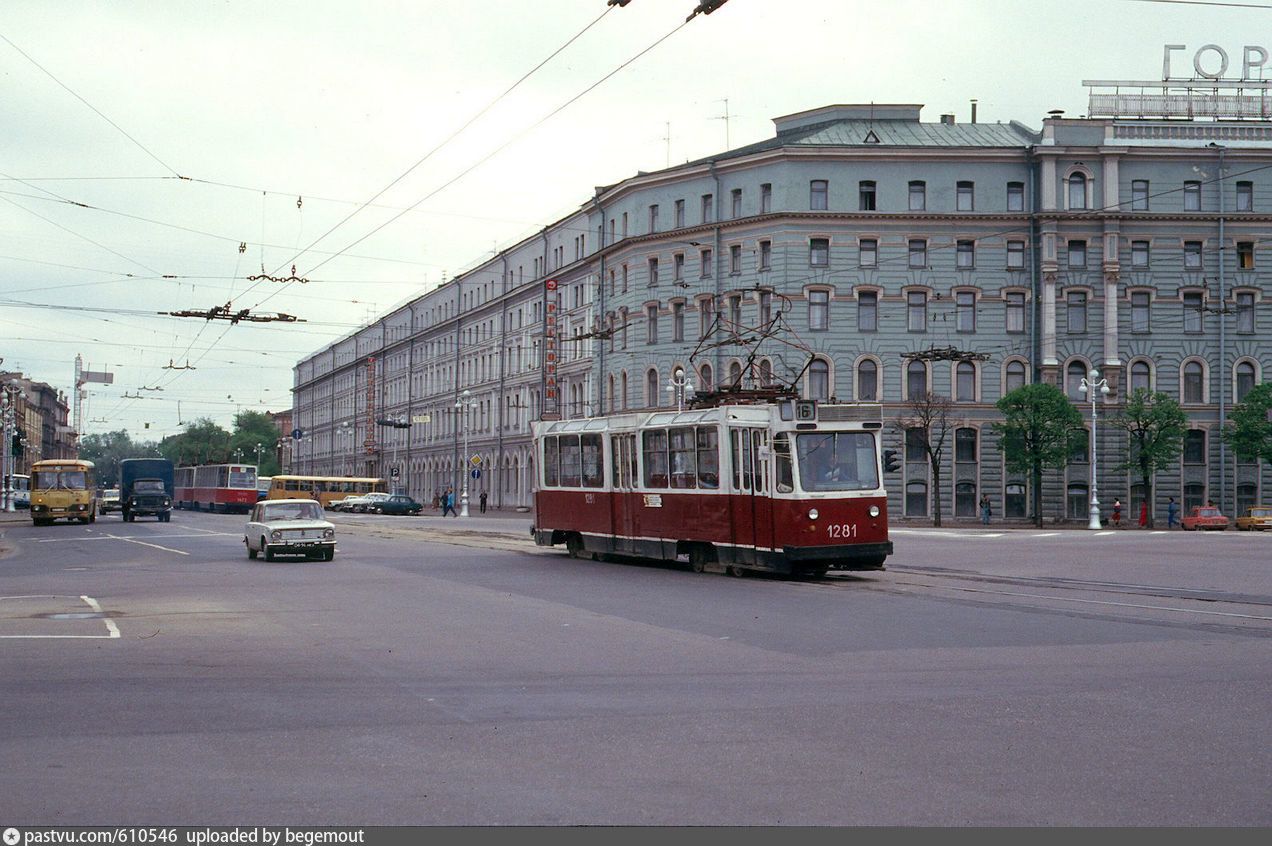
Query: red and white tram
174,463,259,513
532,395,892,577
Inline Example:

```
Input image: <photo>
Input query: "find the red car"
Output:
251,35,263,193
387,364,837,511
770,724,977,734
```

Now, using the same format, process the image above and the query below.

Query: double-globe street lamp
1,381,24,512
1078,368,1111,530
454,390,477,517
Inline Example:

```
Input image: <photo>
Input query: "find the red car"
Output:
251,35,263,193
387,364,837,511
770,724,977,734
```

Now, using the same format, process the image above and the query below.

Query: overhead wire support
161,303,304,324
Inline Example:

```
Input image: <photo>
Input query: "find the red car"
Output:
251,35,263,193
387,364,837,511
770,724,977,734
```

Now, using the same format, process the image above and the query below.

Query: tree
228,411,282,476
77,430,160,488
1107,388,1186,528
992,383,1083,527
158,418,231,466
894,392,956,526
1222,383,1272,465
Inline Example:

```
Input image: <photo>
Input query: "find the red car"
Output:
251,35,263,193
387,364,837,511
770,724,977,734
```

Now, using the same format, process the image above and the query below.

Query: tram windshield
795,432,879,492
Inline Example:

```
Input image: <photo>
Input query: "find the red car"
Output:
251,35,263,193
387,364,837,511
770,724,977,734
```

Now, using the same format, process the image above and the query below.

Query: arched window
646,368,660,408
728,360,743,388
955,482,977,518
698,362,713,392
1067,483,1089,519
857,359,878,401
1066,360,1089,399
1068,173,1088,210
1130,360,1151,393
906,360,927,401
956,361,977,401
758,359,772,387
1236,360,1257,402
1005,359,1027,393
1183,360,1205,404
905,480,928,516
808,358,830,400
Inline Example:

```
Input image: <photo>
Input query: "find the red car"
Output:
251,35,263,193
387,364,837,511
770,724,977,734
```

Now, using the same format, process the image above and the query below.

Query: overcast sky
1,0,1264,445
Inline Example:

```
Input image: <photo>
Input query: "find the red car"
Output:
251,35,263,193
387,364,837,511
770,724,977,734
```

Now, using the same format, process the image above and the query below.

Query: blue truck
119,458,174,522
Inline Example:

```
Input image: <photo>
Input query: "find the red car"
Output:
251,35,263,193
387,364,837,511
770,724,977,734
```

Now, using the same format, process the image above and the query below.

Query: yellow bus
30,459,97,525
264,474,386,508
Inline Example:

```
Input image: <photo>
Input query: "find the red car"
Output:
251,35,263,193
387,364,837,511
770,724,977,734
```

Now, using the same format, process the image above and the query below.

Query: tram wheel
565,534,586,559
689,545,714,574
726,565,746,578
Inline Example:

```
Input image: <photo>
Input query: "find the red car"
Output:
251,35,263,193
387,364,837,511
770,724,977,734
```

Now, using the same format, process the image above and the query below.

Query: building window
1131,240,1149,267
701,194,713,223
672,302,684,342
808,290,829,331
1067,291,1087,333
1005,360,1027,392
1183,361,1205,403
1068,239,1087,267
1236,180,1253,211
645,305,659,345
809,237,829,267
758,240,771,271
956,291,976,332
907,291,927,332
700,248,713,278
859,238,877,267
760,183,772,214
673,252,685,282
956,361,976,401
857,359,878,400
1183,241,1202,269
758,291,772,326
1006,240,1025,269
727,295,742,327
1183,180,1201,211
647,257,659,286
1068,173,1087,209
908,239,927,268
909,181,926,211
956,240,975,269
649,204,659,232
1183,292,1203,333
905,480,928,517
1131,179,1149,211
1236,361,1256,401
1066,361,1089,400
731,188,743,218
1130,360,1151,392
674,199,685,228
1007,181,1024,211
859,180,877,211
699,298,714,339
956,181,974,211
1237,241,1254,269
729,244,742,274
646,368,659,408
808,358,830,400
1236,291,1255,333
858,291,877,332
1184,429,1206,463
906,361,928,400
1131,291,1150,333
955,427,977,463
810,180,828,210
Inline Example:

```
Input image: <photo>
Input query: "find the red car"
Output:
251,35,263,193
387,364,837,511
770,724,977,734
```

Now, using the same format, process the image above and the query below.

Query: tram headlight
868,505,880,518
807,508,819,520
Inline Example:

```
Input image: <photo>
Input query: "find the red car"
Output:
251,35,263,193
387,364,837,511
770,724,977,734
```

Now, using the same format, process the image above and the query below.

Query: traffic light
11,433,21,457
882,449,900,473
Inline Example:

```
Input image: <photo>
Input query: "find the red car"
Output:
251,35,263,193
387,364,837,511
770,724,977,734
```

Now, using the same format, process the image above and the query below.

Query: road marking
32,532,193,555
941,585,1272,622
0,594,120,639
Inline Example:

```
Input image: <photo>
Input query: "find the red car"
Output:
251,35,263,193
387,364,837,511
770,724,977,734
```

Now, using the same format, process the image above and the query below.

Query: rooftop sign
1084,44,1272,119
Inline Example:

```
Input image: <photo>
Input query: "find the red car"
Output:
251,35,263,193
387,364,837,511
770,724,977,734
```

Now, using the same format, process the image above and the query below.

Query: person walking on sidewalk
1139,500,1148,528
1167,497,1178,529
479,489,488,514
1112,498,1122,527
441,487,457,517
979,493,992,525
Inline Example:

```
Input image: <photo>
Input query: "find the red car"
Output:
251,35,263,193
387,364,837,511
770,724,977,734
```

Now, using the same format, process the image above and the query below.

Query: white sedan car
245,499,336,561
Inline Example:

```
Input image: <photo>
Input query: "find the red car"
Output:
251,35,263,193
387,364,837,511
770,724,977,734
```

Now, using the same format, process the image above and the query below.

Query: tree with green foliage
77,430,161,488
1221,383,1272,465
228,411,283,476
992,383,1083,527
158,418,231,467
1107,388,1187,528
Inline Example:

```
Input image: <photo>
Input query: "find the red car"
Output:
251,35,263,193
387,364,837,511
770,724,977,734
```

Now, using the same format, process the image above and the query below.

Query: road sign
470,454,482,466
291,428,304,440
471,469,481,480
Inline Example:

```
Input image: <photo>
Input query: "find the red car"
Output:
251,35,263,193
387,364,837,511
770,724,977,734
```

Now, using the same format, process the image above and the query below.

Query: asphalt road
0,509,1268,826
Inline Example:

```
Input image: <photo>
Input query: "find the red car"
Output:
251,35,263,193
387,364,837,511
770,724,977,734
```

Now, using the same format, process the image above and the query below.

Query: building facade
293,101,1271,523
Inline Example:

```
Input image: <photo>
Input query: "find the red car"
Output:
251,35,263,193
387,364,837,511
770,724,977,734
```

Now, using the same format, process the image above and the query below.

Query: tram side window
669,427,697,488
697,427,719,488
581,434,604,488
543,438,560,487
642,430,669,488
774,433,794,492
731,429,751,491
559,435,582,486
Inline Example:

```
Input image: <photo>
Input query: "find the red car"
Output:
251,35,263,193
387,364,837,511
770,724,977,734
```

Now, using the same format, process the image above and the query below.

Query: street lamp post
1078,368,1110,530
454,390,475,517
666,367,696,412
1,382,23,513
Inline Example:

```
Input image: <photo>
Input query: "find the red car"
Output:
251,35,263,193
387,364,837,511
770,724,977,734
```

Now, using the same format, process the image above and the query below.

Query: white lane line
93,532,190,555
0,593,120,639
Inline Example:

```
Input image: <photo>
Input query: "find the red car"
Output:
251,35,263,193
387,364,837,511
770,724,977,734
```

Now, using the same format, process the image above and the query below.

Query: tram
532,392,892,577
174,463,259,513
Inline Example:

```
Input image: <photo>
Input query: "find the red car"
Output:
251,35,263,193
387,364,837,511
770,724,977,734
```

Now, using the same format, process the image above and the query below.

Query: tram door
730,428,774,557
609,433,638,555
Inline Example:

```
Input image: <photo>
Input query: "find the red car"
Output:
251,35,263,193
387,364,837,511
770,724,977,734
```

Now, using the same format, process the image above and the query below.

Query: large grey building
293,94,1271,524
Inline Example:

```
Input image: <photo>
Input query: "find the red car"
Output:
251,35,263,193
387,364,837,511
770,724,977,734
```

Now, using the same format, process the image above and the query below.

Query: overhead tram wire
260,4,621,289
249,7,700,312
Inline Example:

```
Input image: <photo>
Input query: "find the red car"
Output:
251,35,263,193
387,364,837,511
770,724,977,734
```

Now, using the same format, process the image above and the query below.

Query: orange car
1180,506,1229,531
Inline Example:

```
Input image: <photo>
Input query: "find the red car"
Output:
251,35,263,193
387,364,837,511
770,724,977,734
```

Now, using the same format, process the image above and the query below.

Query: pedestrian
1112,498,1122,528
1167,496,1178,529
1138,500,1148,528
479,489,488,514
432,490,440,510
979,493,991,525
441,487,456,517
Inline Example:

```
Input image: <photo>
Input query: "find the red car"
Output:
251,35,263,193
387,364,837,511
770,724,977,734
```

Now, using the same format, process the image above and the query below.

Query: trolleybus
532,393,892,577
7,473,30,509
175,463,259,513
29,459,97,525
264,474,387,509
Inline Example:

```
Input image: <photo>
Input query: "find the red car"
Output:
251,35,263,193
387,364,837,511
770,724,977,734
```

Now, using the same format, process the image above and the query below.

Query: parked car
327,495,362,512
244,499,335,561
1181,506,1229,531
99,488,121,513
373,494,423,516
352,492,392,513
1234,505,1272,531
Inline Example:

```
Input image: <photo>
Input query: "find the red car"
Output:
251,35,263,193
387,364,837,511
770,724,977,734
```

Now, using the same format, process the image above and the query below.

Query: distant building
294,94,1271,522
1,371,76,472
